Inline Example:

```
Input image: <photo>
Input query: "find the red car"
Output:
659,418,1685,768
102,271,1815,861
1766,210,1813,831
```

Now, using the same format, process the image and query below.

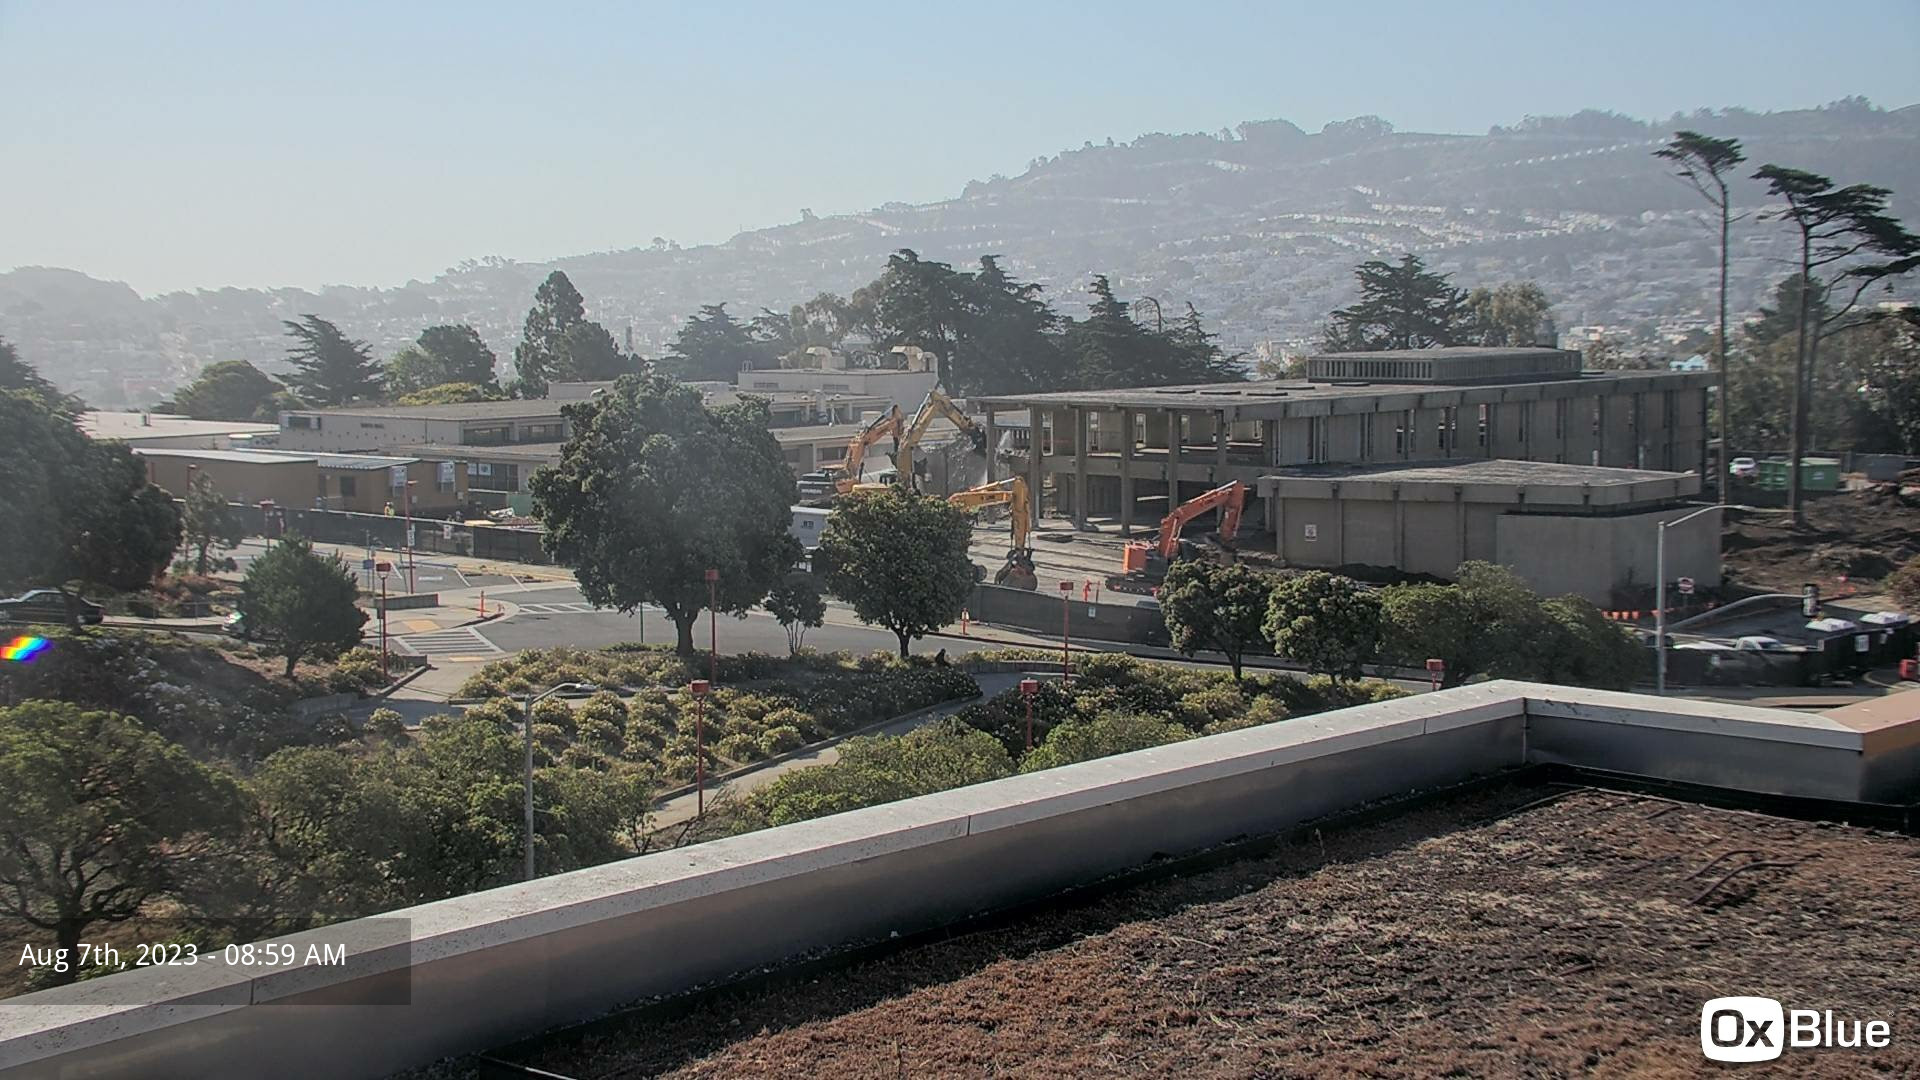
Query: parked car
1728,456,1758,478
1734,635,1793,652
222,610,278,642
0,589,105,625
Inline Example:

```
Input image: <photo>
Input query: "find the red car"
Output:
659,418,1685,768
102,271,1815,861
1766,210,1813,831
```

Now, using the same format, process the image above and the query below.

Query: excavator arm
893,389,988,487
948,476,1036,589
1154,481,1247,558
833,405,902,494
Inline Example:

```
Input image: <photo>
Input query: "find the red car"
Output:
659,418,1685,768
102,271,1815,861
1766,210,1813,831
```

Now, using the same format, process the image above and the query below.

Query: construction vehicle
948,476,1037,589
1106,480,1248,595
891,389,989,491
822,405,903,495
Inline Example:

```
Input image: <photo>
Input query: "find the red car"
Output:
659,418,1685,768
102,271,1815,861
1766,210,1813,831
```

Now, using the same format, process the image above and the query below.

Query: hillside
5,100,1918,406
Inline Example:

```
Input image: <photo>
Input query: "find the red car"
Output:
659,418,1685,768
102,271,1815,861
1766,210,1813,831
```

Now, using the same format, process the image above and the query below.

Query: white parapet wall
1,682,1913,1080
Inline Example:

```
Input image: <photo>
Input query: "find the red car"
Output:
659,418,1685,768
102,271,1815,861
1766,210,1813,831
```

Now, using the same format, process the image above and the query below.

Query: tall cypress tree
513,271,586,397
1323,254,1472,351
282,315,382,406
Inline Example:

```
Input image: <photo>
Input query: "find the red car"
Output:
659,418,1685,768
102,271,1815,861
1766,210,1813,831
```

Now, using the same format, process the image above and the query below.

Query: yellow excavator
823,405,903,495
889,389,989,491
948,476,1038,589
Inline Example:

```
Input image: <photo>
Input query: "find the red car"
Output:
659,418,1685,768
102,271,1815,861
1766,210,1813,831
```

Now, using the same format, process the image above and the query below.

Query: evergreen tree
170,360,291,421
555,321,636,381
960,255,1069,394
862,250,969,387
1064,277,1239,388
182,471,243,574
1465,282,1556,347
416,324,499,386
659,304,761,383
1324,254,1472,351
513,271,586,397
282,315,382,405
240,535,368,676
0,337,82,416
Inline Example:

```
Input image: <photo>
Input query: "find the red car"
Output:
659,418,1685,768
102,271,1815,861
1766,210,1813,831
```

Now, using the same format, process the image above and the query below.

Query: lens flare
2,635,50,663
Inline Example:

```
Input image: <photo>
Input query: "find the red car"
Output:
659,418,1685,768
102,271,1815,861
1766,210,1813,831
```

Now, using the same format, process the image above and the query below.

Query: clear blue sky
4,0,1917,294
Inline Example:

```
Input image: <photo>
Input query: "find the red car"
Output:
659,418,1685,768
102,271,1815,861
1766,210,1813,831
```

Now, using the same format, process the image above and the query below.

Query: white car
1728,456,1758,478
1734,635,1792,652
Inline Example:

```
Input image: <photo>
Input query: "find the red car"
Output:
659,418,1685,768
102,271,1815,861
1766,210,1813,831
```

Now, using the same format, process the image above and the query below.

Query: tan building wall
143,455,318,509
323,460,469,515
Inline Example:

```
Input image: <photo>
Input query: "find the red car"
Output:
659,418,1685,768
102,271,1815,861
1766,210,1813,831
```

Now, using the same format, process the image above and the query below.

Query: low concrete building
273,401,571,453
1257,458,1719,604
80,411,278,449
387,443,563,497
973,347,1713,535
136,448,319,508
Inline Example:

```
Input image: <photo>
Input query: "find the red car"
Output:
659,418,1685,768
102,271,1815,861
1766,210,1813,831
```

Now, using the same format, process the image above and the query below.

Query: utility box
1756,457,1841,492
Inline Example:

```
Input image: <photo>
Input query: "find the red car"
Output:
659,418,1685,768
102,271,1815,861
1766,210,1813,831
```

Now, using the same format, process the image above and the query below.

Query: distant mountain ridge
6,99,1918,407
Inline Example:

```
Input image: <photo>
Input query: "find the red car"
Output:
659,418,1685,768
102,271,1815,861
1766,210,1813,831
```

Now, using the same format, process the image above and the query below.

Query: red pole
379,575,388,681
690,679,710,816
704,568,719,685
1059,581,1073,684
1020,678,1040,753
404,480,416,594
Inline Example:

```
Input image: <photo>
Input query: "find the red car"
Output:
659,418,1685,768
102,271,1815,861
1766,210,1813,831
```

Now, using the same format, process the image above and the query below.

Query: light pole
520,681,596,880
404,478,418,594
704,568,719,685
1058,581,1073,683
1019,678,1040,752
689,679,710,816
1656,504,1727,695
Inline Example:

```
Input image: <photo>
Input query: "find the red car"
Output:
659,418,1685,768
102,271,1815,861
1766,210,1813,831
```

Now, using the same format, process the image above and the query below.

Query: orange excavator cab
1108,481,1247,595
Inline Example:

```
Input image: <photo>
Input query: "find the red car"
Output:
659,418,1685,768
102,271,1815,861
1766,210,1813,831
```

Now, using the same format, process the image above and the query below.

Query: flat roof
79,411,278,440
974,369,1713,415
131,447,317,466
386,442,566,463
499,783,1919,1077
1260,458,1701,505
1309,345,1573,361
284,400,568,421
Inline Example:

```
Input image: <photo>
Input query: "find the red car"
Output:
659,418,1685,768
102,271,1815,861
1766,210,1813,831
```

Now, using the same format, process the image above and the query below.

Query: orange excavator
1106,480,1248,595
948,476,1037,589
823,405,903,495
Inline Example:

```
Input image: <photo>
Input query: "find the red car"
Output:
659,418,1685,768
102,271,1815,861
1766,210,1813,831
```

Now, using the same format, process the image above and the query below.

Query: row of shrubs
451,649,979,783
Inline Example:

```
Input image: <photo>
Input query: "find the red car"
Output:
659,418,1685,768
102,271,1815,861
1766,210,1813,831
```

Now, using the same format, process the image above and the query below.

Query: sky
4,0,1919,295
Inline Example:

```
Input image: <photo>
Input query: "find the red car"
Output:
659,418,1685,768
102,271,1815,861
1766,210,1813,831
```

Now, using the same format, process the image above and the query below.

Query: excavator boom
948,476,1036,589
833,405,902,494
894,389,988,488
1153,481,1247,558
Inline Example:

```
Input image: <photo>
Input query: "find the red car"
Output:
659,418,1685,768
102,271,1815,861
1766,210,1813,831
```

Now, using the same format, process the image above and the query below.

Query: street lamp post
520,681,595,880
1019,678,1040,752
1058,580,1073,684
404,479,418,594
1656,504,1727,695
689,679,710,816
704,568,719,685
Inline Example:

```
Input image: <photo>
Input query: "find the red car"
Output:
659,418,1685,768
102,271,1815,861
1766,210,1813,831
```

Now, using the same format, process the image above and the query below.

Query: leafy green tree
1157,560,1274,680
70,444,183,593
416,324,499,388
1324,254,1472,351
1066,276,1229,389
1379,562,1551,687
659,304,761,383
1465,282,1555,347
0,701,245,983
1657,132,1746,504
240,534,368,675
392,381,506,406
861,250,970,387
766,577,826,655
753,718,1013,826
181,470,243,574
958,255,1069,394
815,487,975,658
1017,712,1190,773
554,321,636,381
748,292,859,368
282,315,382,405
513,271,586,397
1752,164,1919,519
1263,571,1382,680
169,360,291,421
1537,595,1644,690
531,375,800,656
0,336,83,416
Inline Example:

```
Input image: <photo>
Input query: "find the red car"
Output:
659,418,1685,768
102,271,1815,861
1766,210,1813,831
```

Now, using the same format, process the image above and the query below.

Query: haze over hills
6,99,1918,407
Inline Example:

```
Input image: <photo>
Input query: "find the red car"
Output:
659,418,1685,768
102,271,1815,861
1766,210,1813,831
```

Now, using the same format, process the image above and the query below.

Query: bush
1017,712,1191,772
714,732,765,763
1172,686,1249,732
575,715,624,755
328,648,386,693
758,725,805,755
365,708,408,741
953,682,1076,758
463,699,518,730
1891,554,1920,613
1202,696,1289,735
753,719,1013,826
529,697,576,735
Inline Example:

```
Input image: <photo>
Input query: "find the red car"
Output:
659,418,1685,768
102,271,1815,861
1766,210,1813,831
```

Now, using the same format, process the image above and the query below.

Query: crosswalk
393,625,504,658
515,601,606,615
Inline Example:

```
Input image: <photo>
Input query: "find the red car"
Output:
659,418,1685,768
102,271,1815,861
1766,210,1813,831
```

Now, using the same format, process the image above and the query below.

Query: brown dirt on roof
1722,488,1920,593
486,784,1919,1079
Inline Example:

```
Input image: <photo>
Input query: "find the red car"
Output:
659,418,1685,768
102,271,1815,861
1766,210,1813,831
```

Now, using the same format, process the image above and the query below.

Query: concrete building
1256,459,1718,604
135,448,319,508
79,411,278,450
736,345,938,417
385,442,563,498
273,401,571,453
971,348,1714,539
134,448,468,515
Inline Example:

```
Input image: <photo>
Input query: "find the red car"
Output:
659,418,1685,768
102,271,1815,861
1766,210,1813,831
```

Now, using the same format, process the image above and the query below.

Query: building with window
273,401,572,453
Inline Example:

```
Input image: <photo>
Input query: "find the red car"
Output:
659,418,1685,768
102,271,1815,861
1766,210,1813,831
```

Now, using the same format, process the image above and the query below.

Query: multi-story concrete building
973,348,1713,535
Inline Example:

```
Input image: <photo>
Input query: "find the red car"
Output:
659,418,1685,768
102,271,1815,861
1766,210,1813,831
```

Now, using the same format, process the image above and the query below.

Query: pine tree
513,271,586,397
281,315,382,405
659,304,761,383
1324,254,1472,351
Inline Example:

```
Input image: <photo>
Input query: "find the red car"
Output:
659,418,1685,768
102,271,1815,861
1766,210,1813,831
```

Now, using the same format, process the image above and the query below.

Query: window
519,423,563,443
1477,404,1488,448
1393,412,1408,456
287,415,315,429
473,462,494,477
1359,416,1375,460
1306,417,1324,463
753,381,780,390
1517,404,1530,444
338,475,357,497
822,382,851,392
1553,400,1569,440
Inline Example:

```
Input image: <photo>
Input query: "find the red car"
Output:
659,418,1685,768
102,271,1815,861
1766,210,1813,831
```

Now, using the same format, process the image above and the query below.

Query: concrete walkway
650,672,1033,828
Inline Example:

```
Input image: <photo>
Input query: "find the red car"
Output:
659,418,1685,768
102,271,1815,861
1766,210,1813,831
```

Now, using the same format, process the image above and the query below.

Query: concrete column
1272,493,1286,558
1455,488,1467,574
1262,419,1279,467
1120,410,1136,537
983,408,997,484
1028,406,1044,521
1214,409,1228,484
1073,407,1088,528
1392,489,1406,566
1165,409,1182,507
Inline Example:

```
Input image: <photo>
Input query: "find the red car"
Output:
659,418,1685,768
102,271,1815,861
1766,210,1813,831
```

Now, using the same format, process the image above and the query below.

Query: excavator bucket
993,557,1038,590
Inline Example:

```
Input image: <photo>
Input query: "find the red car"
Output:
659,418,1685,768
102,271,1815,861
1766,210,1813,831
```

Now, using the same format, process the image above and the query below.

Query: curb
367,662,435,702
648,687,992,807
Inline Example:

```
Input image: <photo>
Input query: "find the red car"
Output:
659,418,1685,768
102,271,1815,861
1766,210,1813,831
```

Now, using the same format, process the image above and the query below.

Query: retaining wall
3,681,1915,1080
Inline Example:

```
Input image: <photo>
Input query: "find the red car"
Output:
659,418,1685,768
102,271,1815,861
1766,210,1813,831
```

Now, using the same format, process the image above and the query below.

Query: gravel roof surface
475,782,1920,1079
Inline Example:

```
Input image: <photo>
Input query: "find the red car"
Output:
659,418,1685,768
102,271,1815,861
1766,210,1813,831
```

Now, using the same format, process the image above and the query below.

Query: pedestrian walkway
393,625,505,659
514,601,606,615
